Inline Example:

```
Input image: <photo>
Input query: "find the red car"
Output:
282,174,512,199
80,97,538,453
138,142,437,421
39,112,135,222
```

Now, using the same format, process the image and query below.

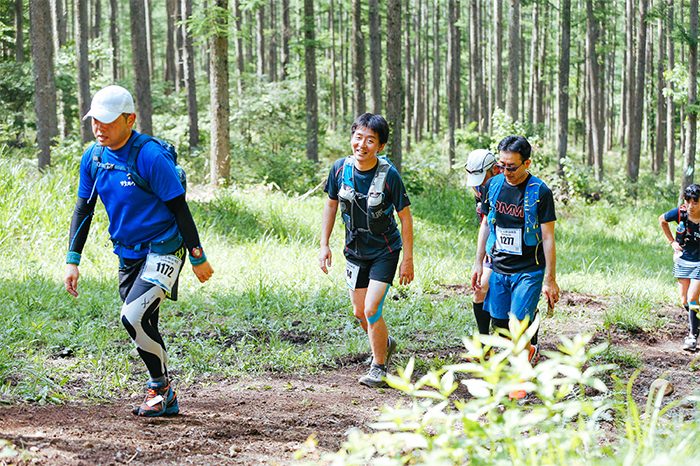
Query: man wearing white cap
465,149,500,336
64,85,214,417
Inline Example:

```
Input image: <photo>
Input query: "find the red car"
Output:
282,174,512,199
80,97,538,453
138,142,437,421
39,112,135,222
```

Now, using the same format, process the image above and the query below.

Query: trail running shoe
508,345,540,400
359,364,388,388
683,334,698,352
132,381,179,417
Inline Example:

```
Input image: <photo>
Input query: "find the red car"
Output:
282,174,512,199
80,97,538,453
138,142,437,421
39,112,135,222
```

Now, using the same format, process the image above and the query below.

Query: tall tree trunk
281,0,290,79
268,0,277,81
527,1,539,126
329,1,337,130
432,0,440,134
30,0,58,169
165,0,176,86
175,0,185,91
369,0,382,113
447,0,458,167
210,0,230,184
76,0,91,143
534,0,548,126
233,0,244,94
412,0,423,141
470,0,483,129
129,0,153,135
109,0,118,81
92,0,101,39
144,0,154,79
494,0,504,110
507,0,520,121
182,0,198,148
623,0,635,151
387,0,403,170
404,2,412,150
15,0,24,62
682,0,699,193
557,0,571,175
627,0,647,182
256,4,265,78
667,0,676,184
655,16,666,175
304,0,318,162
55,0,67,48
352,0,366,116
340,6,348,122
586,0,604,180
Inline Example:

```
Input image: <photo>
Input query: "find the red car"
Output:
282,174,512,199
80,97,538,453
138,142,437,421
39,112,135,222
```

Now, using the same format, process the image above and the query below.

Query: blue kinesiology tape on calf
367,285,391,325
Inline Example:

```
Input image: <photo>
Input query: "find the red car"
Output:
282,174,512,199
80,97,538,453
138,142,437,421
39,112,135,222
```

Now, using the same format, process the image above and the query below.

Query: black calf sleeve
688,303,699,337
492,318,509,332
473,302,491,335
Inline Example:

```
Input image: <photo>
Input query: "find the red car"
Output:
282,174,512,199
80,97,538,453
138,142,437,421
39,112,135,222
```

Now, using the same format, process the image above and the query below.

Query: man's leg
685,279,700,351
349,287,369,333
473,266,492,335
364,280,391,365
509,269,544,356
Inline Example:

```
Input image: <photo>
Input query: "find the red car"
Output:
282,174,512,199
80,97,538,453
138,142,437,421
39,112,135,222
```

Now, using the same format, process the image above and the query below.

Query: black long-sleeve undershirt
68,194,202,257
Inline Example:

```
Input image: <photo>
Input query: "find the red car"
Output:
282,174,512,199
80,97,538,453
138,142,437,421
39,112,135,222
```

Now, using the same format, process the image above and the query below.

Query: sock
150,375,167,385
689,302,699,337
473,302,491,334
372,363,387,371
531,326,539,346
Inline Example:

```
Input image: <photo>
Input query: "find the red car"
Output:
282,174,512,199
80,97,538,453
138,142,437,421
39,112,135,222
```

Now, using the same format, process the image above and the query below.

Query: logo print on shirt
120,180,136,187
495,200,524,218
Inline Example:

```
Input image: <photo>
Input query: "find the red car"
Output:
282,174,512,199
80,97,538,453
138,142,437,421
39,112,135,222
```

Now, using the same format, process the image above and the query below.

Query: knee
353,306,366,321
474,288,487,303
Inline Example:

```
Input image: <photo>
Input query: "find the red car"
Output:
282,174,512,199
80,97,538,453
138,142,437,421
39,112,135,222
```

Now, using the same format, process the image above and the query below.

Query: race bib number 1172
141,253,183,294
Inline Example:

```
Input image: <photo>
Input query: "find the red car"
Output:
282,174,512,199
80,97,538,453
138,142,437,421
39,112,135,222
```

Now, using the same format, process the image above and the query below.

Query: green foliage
0,61,32,143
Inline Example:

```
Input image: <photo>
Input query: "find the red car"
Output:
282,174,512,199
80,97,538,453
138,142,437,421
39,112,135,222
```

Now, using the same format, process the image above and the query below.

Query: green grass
0,146,683,405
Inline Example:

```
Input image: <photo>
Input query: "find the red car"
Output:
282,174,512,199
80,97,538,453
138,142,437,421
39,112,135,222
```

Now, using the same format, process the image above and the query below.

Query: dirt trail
1,290,698,465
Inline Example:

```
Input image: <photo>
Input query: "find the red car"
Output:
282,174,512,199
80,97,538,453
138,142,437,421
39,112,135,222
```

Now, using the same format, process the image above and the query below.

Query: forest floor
1,290,698,465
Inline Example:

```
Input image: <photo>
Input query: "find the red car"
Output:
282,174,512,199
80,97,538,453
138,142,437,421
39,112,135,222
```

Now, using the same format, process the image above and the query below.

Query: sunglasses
495,162,523,172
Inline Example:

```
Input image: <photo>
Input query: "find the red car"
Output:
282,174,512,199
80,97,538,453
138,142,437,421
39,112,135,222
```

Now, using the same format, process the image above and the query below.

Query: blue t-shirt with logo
325,156,411,260
78,131,185,259
663,207,700,262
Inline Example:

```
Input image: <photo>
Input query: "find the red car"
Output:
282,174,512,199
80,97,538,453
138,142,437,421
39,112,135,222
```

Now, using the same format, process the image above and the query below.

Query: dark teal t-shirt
325,157,411,260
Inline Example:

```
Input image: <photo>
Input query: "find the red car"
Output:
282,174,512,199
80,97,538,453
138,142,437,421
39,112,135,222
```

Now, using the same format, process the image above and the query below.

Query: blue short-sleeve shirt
78,131,185,259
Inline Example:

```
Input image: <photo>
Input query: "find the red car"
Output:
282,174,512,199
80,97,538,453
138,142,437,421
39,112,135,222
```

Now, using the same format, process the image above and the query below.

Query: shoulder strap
368,157,391,197
127,133,155,193
342,156,355,189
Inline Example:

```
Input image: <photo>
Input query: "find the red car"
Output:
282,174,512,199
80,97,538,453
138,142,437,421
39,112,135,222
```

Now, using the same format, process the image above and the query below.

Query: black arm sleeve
68,197,97,253
164,194,203,255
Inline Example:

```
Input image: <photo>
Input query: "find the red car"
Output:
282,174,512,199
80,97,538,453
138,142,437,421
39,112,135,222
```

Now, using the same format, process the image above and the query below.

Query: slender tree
667,0,676,184
281,0,290,79
586,0,604,180
626,0,647,182
352,0,366,116
109,0,119,81
432,0,440,134
470,0,483,129
683,0,699,193
256,4,265,77
369,0,382,113
304,0,318,162
329,0,338,129
386,0,403,170
210,0,230,184
412,0,423,141
557,0,571,175
507,0,520,121
145,0,154,79
654,16,666,175
15,0,24,62
182,0,198,147
92,0,101,40
447,0,458,166
129,0,153,135
76,0,91,143
268,0,277,81
233,0,244,94
29,0,58,170
165,0,177,86
494,0,504,110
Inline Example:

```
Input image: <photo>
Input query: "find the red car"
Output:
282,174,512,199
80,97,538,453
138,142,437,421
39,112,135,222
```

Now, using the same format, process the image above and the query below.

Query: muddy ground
1,290,698,465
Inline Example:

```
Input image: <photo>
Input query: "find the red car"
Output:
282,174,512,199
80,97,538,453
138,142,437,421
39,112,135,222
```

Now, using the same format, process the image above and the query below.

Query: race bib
345,261,360,290
495,226,523,255
141,253,183,294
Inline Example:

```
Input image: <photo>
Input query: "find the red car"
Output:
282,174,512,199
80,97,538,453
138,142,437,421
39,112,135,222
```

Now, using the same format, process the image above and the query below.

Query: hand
671,241,683,254
399,257,414,285
471,263,483,292
319,246,332,274
542,276,560,308
192,261,214,283
64,264,80,297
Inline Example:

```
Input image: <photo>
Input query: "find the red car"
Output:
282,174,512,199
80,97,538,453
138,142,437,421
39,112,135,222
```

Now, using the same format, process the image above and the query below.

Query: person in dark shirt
465,149,500,336
471,136,559,399
64,85,214,417
319,113,414,388
659,183,700,351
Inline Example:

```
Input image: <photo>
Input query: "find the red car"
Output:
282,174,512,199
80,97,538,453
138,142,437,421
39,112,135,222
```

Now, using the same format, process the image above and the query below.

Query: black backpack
89,133,186,194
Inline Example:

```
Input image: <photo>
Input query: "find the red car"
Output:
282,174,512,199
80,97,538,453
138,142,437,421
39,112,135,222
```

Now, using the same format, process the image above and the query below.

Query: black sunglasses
495,162,523,172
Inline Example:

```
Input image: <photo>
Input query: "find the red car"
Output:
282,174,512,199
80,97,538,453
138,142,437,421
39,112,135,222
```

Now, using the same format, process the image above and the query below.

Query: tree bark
527,1,539,126
469,0,483,129
268,0,277,81
281,0,290,79
369,0,382,113
233,0,244,94
329,1,338,130
210,0,230,184
182,0,198,148
586,0,604,180
304,0,318,162
494,0,504,110
76,0,91,143
667,0,675,185
144,0,154,79
412,0,423,141
256,4,265,78
557,0,571,175
15,0,24,62
165,0,176,86
404,2,412,150
447,0,458,167
627,0,647,182
109,0,119,81
654,16,666,175
30,0,58,169
92,0,101,40
386,0,403,170
507,0,520,121
623,0,635,151
432,0,440,134
352,0,366,116
682,0,698,194
129,0,153,135
175,0,185,91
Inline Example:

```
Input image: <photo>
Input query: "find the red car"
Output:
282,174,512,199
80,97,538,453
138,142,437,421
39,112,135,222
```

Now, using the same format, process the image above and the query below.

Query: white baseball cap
82,85,135,123
465,149,497,187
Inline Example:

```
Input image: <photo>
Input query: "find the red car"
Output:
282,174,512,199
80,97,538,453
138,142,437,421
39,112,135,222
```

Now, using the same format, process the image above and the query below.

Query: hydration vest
676,205,689,246
89,133,186,196
485,173,543,255
337,156,396,236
